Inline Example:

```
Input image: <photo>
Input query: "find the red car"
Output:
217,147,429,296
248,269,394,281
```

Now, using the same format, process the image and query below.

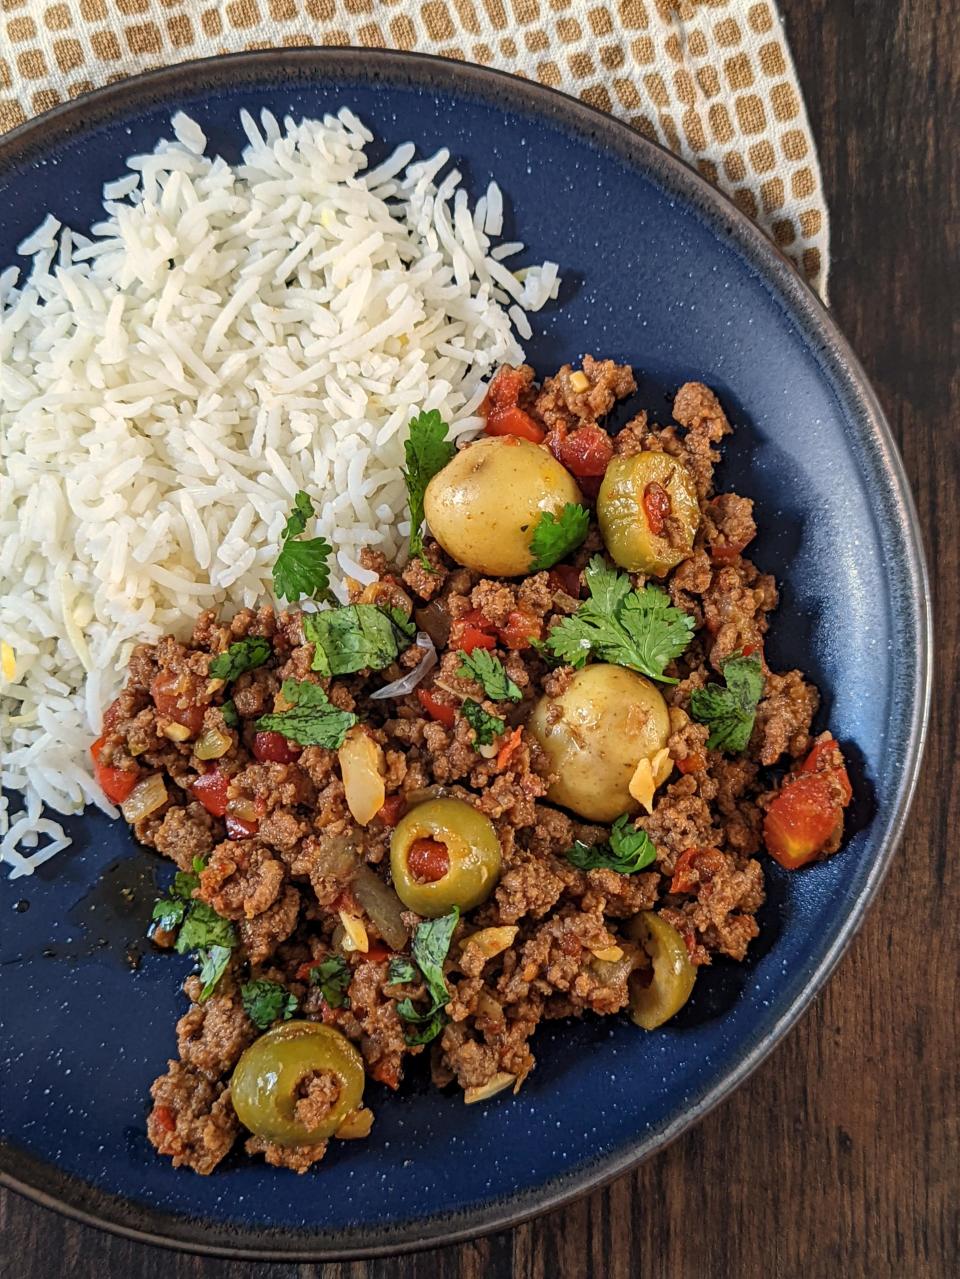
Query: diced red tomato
495,725,524,771
152,1105,176,1133
226,813,259,840
252,731,301,764
416,687,456,727
676,752,706,776
763,773,843,870
556,425,613,478
101,698,124,733
362,940,392,963
485,405,545,443
451,608,497,654
483,364,530,413
191,769,230,818
670,847,727,895
801,736,853,805
89,735,139,805
407,837,450,884
370,1058,401,1089
150,670,204,735
643,481,672,537
548,564,582,598
498,608,542,650
376,795,408,827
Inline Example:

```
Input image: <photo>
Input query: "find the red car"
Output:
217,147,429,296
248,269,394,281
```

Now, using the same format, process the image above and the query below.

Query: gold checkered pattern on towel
0,0,829,294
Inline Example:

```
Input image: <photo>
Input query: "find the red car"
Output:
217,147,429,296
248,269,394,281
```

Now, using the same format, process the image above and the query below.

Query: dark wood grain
3,2,957,1274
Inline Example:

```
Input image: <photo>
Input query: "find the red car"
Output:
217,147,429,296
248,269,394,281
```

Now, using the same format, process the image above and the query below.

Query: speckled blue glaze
0,51,930,1259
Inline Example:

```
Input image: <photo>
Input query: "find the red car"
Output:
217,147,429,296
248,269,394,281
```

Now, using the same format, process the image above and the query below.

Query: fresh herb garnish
272,490,333,603
394,908,459,1045
528,503,590,571
241,978,298,1029
385,606,417,640
175,901,237,954
198,945,234,1001
462,699,506,745
220,699,239,728
689,652,764,753
403,410,456,567
151,857,237,1002
209,636,272,681
386,956,417,986
151,858,203,931
256,678,357,748
565,813,658,874
309,955,352,1010
456,649,522,702
546,556,694,683
304,605,408,677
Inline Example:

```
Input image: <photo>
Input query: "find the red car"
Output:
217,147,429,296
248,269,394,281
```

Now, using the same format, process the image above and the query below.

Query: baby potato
529,664,670,822
597,451,700,577
423,436,582,576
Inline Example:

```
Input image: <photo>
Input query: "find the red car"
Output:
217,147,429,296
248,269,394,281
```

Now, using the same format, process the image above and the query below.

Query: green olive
597,451,700,577
390,797,501,916
423,436,582,576
626,911,696,1029
529,664,670,822
231,1022,364,1145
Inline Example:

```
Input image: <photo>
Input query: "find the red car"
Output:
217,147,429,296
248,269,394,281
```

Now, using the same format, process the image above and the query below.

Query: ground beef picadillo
96,363,851,1175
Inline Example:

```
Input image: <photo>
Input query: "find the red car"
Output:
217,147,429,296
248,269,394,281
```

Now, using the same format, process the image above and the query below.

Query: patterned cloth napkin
0,0,828,294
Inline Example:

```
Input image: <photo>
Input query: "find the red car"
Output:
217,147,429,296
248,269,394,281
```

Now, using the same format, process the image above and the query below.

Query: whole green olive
390,797,501,916
231,1022,364,1146
626,911,696,1029
529,664,670,822
597,451,700,577
423,436,582,576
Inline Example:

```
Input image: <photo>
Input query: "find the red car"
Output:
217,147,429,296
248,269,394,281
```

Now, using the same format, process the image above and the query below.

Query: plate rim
0,44,932,1261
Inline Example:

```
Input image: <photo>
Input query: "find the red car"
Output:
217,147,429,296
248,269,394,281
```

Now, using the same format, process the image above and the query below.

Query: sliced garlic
461,925,518,962
590,945,625,963
463,1072,516,1105
338,910,369,954
161,721,192,742
629,747,674,814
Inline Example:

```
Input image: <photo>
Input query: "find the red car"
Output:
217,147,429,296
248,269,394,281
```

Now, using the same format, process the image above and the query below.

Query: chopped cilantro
304,605,406,677
220,699,239,728
175,901,237,954
241,978,298,1029
403,409,456,567
528,503,590,571
690,652,764,753
197,945,233,1002
208,636,272,682
386,956,417,986
546,556,694,683
272,490,333,603
394,908,459,1046
385,606,417,640
456,649,522,702
256,678,357,748
149,858,236,1002
462,699,506,745
565,813,658,874
309,956,352,1010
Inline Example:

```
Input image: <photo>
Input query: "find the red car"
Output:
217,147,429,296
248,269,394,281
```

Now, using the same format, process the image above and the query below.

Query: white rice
0,107,560,877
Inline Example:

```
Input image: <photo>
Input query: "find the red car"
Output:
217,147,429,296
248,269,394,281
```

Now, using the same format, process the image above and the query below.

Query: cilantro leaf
386,956,417,985
151,862,202,933
175,901,237,954
403,410,456,566
394,908,459,1045
220,699,239,728
456,649,522,702
385,606,417,640
197,945,233,1002
305,605,403,677
272,490,333,603
241,978,298,1029
546,555,694,682
151,897,187,932
528,503,590,571
462,699,506,745
690,652,764,752
309,956,352,1009
256,678,357,748
565,814,657,873
209,637,272,682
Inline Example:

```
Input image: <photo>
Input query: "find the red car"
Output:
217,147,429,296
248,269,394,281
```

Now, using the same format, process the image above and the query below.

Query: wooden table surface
2,1,957,1274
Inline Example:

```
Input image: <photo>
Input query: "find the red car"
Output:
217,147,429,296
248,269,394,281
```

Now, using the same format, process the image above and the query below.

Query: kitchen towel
0,0,829,294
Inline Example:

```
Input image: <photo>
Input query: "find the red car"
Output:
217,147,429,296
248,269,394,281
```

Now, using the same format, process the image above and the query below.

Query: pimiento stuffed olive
231,1022,365,1146
529,664,670,822
626,912,696,1030
423,436,582,576
390,797,502,916
597,451,700,576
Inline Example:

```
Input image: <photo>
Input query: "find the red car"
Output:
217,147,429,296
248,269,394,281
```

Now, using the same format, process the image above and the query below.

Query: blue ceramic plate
0,49,930,1259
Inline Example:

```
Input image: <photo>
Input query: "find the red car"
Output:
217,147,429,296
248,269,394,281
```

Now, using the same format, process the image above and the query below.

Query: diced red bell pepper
89,735,139,805
150,669,204,735
191,769,230,818
670,847,727,895
800,736,853,805
485,405,545,443
101,698,124,733
451,608,497,654
763,773,843,870
643,481,672,537
376,794,408,827
416,687,456,727
252,730,301,764
498,607,542,650
226,813,259,840
362,940,392,963
556,425,613,478
152,1105,176,1133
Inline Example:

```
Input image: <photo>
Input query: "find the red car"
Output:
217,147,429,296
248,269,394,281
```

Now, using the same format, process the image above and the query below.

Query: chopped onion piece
464,1072,516,1104
338,728,386,825
195,725,232,760
369,633,437,700
120,774,167,823
353,865,408,951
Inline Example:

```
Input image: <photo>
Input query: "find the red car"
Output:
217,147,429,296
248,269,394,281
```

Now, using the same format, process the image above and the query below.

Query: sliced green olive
528,664,670,822
626,911,696,1030
231,1022,364,1145
390,797,501,917
597,451,699,577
